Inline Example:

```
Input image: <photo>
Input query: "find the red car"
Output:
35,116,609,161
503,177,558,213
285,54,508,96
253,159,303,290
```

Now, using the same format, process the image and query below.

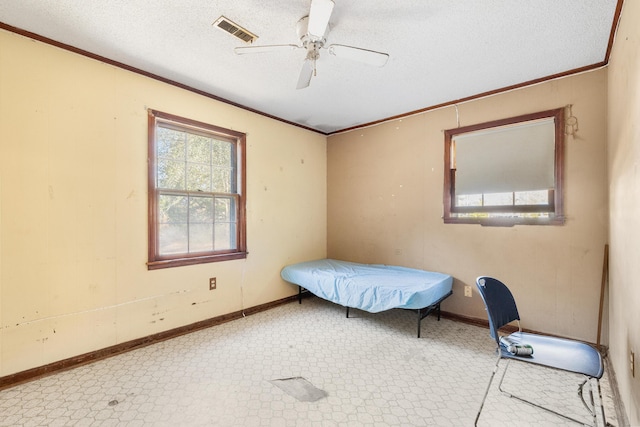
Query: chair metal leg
578,378,594,414
497,361,603,426
496,358,512,395
475,351,502,426
583,378,613,427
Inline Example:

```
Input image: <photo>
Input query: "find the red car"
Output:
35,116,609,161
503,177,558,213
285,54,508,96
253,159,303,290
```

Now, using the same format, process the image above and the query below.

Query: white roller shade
454,118,556,195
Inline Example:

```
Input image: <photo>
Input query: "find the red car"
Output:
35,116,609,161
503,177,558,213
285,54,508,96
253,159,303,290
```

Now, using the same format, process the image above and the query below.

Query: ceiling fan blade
234,44,299,55
307,0,334,39
296,59,315,89
328,44,389,67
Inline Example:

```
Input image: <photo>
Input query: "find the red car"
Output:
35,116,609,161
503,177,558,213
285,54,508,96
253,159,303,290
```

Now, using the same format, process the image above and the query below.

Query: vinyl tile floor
0,297,621,426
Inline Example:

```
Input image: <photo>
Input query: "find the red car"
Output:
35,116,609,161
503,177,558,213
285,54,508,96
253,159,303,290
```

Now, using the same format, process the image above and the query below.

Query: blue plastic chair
474,276,609,426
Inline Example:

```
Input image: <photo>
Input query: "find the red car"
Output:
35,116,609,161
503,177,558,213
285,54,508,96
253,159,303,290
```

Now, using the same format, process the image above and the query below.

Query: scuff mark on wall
3,289,192,330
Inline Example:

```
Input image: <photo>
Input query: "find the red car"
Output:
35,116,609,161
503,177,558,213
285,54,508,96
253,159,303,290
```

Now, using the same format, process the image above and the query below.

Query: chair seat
501,332,603,379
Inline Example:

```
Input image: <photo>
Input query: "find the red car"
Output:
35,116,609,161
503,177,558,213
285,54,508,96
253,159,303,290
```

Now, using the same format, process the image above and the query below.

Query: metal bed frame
298,286,452,338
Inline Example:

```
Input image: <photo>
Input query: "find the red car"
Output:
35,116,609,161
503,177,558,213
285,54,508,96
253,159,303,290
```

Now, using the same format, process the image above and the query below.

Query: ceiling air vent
213,16,258,44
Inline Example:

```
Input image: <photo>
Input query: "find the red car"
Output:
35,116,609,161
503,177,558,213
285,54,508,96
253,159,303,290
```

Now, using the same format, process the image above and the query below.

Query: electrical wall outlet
209,277,217,290
631,351,635,377
464,285,472,297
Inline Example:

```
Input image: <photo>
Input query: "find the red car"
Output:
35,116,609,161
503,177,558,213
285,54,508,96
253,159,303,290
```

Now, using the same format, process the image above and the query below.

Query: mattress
281,258,453,313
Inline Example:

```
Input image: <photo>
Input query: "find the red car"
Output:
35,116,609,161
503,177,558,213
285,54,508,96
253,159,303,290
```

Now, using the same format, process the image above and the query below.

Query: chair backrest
475,276,521,343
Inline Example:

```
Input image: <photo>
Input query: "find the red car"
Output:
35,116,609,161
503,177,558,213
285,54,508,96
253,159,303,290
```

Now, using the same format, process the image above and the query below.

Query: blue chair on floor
474,276,609,426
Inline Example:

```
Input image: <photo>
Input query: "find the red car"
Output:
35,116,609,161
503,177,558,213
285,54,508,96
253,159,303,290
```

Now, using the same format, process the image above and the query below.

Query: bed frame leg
346,306,350,318
298,286,302,304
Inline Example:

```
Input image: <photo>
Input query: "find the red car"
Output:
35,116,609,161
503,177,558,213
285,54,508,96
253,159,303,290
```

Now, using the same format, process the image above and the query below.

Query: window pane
215,197,236,250
484,192,513,206
215,197,232,221
189,197,214,252
187,162,211,192
456,194,483,207
157,127,186,160
158,159,186,190
187,135,212,164
515,190,549,205
212,140,233,166
215,222,236,250
159,223,188,255
189,196,214,223
158,194,188,254
213,168,232,193
158,194,188,223
189,223,214,252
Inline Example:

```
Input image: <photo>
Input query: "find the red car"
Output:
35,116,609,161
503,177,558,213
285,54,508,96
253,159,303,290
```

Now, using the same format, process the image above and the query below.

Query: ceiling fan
234,0,389,89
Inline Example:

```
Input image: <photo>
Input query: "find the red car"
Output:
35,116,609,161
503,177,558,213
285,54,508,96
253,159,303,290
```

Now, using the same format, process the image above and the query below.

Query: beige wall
0,30,327,377
2,8,636,420
607,0,640,423
328,70,608,343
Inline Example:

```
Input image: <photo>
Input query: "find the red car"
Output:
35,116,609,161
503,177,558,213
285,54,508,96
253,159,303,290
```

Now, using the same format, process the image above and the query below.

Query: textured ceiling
0,0,621,134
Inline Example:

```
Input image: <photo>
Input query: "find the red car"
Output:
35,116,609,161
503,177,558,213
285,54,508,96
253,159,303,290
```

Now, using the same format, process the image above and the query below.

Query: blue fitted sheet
281,259,453,313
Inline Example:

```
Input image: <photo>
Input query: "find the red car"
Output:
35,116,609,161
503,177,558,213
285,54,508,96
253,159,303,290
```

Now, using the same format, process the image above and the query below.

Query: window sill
443,216,565,227
147,251,248,270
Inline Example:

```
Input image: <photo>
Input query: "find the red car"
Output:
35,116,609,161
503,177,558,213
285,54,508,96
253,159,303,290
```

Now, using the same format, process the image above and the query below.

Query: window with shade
443,108,565,226
147,110,247,269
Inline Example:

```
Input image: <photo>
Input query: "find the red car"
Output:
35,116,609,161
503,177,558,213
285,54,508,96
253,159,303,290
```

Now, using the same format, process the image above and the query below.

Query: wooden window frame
147,109,247,270
443,108,565,226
